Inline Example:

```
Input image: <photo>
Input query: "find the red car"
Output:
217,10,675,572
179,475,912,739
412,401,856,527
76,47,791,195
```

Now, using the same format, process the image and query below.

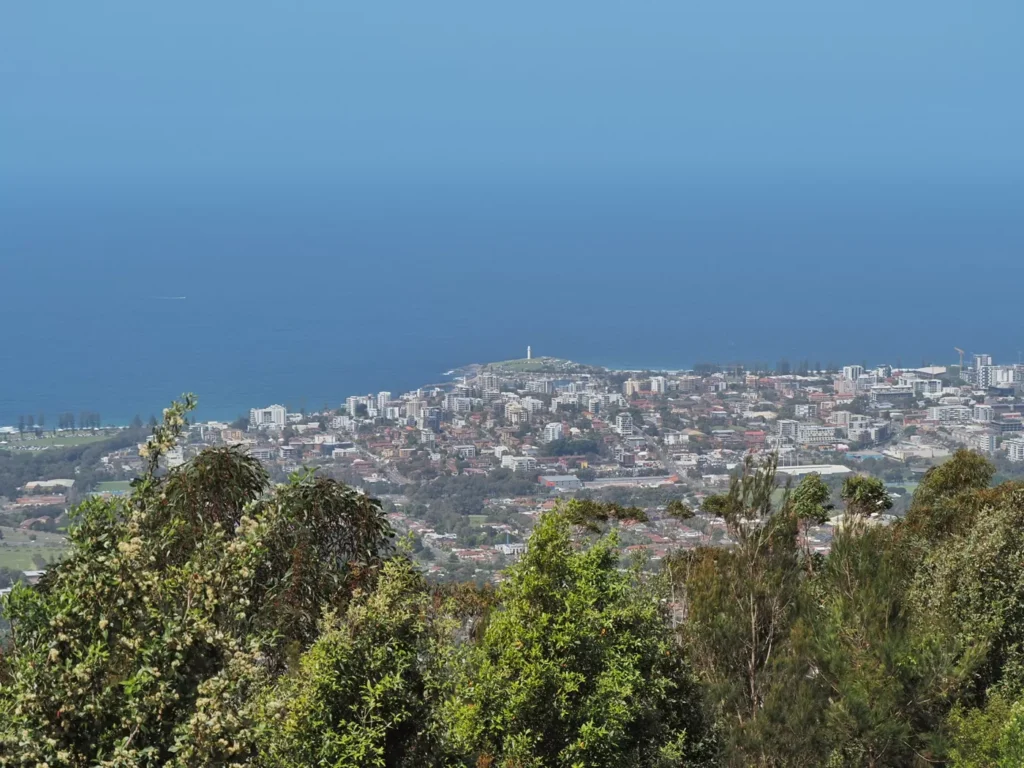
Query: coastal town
3,350,1024,586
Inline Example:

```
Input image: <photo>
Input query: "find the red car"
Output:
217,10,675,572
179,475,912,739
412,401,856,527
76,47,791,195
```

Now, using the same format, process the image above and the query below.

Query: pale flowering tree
0,395,394,767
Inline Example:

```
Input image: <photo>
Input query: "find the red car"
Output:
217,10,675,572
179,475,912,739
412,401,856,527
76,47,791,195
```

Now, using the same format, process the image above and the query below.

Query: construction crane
954,347,965,380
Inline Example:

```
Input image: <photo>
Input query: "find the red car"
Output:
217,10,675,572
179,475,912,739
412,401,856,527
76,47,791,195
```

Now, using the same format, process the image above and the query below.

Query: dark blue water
2,177,1022,425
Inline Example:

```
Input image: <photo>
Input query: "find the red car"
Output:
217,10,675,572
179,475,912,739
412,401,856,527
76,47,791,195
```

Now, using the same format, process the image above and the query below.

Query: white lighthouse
527,345,532,360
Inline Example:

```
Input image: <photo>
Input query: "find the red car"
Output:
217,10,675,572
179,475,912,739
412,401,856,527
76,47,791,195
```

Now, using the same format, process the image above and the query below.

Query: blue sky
2,1,1022,182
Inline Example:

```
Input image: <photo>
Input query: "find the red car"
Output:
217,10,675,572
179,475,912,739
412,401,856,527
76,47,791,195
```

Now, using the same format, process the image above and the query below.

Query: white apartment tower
249,404,286,430
543,422,564,443
615,412,634,436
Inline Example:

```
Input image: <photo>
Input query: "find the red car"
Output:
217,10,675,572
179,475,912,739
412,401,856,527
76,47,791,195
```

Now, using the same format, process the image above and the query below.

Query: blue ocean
1,177,1022,426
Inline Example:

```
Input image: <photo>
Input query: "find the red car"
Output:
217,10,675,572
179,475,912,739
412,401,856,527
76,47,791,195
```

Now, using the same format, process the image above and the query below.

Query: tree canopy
4,393,1024,768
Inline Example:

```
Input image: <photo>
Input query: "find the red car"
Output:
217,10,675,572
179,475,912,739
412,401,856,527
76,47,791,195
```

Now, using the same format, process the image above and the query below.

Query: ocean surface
1,176,1022,426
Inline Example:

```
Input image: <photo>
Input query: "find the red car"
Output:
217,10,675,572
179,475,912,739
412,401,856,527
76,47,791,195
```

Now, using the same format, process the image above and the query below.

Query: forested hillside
2,397,1023,766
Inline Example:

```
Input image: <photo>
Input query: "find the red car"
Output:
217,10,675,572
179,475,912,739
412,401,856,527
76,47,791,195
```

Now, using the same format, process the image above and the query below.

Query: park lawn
0,540,67,571
486,357,579,373
468,514,489,526
0,527,68,571
0,433,112,449
889,482,919,495
95,480,133,493
0,527,66,546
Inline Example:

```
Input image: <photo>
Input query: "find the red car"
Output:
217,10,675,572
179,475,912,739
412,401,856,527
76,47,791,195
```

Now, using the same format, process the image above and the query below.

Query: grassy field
888,482,919,495
95,480,133,493
0,432,112,449
0,526,68,571
485,357,591,373
468,514,489,526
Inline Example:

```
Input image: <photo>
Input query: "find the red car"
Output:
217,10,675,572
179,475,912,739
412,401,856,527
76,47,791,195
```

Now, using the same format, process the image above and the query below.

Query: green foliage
791,472,833,526
0,396,394,767
541,436,604,457
445,505,717,767
257,557,454,768
910,482,1024,697
947,693,1024,767
666,499,695,521
904,448,995,541
561,497,648,533
676,456,803,763
5,395,1024,768
794,522,960,766
840,475,892,517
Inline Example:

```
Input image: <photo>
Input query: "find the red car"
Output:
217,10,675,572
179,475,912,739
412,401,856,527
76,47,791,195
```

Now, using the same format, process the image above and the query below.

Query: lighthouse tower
527,345,532,360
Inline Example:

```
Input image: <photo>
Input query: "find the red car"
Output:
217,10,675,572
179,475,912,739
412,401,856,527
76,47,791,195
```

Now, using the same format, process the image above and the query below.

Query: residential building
973,405,995,423
776,419,799,440
505,402,527,426
522,397,546,416
1005,438,1024,462
969,432,998,453
992,419,1024,435
831,410,852,429
444,394,472,414
796,424,836,445
528,378,554,395
794,403,818,419
543,422,564,443
249,404,286,430
869,385,915,408
927,405,973,424
650,376,667,394
624,379,643,397
615,413,634,436
501,455,538,472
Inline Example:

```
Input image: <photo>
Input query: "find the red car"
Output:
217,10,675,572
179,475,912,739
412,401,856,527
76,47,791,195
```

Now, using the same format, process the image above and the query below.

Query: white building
796,424,836,445
249,404,286,430
444,394,472,414
650,376,667,394
1005,438,1024,462
973,405,995,423
794,403,818,419
927,405,973,424
501,455,538,472
624,379,643,396
615,413,634,436
376,391,392,410
831,410,852,429
969,432,998,453
979,365,1019,389
522,397,546,416
843,365,864,381
899,377,943,397
776,419,799,440
543,422,564,443
345,396,365,418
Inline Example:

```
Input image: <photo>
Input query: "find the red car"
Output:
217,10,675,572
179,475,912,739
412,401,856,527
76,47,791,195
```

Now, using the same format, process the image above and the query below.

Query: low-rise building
539,474,583,491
